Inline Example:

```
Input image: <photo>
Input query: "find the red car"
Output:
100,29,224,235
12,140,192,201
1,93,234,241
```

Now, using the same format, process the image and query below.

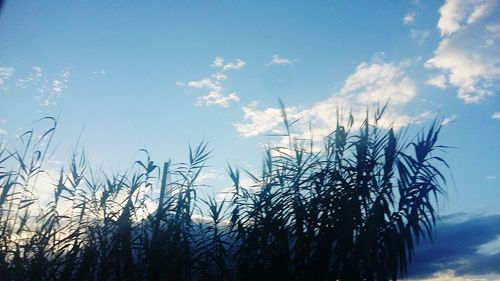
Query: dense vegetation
0,107,448,281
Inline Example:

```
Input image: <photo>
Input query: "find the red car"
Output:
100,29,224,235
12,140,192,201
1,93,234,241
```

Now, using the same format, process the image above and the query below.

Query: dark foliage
0,107,448,281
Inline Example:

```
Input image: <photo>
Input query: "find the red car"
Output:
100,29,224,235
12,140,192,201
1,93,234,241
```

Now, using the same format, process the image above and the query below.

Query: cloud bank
425,0,500,104
408,213,500,279
234,59,428,139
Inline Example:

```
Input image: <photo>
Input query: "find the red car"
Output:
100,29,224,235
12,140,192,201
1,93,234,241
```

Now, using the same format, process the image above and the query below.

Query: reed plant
0,105,448,281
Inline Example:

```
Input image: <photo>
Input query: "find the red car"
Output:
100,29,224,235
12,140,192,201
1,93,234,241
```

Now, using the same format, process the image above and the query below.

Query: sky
0,0,499,279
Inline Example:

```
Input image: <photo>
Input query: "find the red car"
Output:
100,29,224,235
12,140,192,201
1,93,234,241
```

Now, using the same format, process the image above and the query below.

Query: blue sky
0,1,499,279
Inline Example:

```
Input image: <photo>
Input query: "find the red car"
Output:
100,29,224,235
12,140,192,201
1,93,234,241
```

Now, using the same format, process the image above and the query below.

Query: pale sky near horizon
0,1,499,279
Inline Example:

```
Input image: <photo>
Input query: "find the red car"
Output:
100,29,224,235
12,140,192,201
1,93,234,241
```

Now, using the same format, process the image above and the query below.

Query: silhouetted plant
226,104,448,281
0,104,448,281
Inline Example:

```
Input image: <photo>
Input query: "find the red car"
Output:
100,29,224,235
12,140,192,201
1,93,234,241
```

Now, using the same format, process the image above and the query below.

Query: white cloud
441,114,457,126
0,66,16,79
37,68,71,106
11,66,71,106
485,175,497,181
235,59,428,139
195,92,240,108
52,79,64,93
16,66,44,90
32,66,43,77
467,1,495,25
477,235,500,255
340,61,417,105
212,57,225,68
234,102,289,137
266,54,294,66
427,0,500,104
426,74,448,89
492,112,500,119
179,57,245,108
410,29,430,45
212,56,246,70
485,175,497,180
1,66,71,106
187,78,220,90
224,59,245,70
197,168,226,183
0,66,15,89
0,67,15,77
436,0,494,36
404,12,417,25
93,70,106,75
437,0,466,36
0,128,6,135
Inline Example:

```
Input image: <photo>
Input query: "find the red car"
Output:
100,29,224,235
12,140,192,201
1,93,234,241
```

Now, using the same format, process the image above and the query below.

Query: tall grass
0,107,448,281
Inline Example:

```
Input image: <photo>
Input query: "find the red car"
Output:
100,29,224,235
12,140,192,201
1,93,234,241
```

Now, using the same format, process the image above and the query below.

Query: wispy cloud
235,58,429,139
477,235,500,256
1,66,72,106
93,70,106,75
212,56,245,70
197,167,227,184
195,92,240,107
492,112,500,119
16,66,44,89
426,0,500,104
0,67,15,77
35,68,71,106
266,54,295,66
178,57,245,108
441,114,457,126
0,66,15,90
410,29,430,45
404,12,417,25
